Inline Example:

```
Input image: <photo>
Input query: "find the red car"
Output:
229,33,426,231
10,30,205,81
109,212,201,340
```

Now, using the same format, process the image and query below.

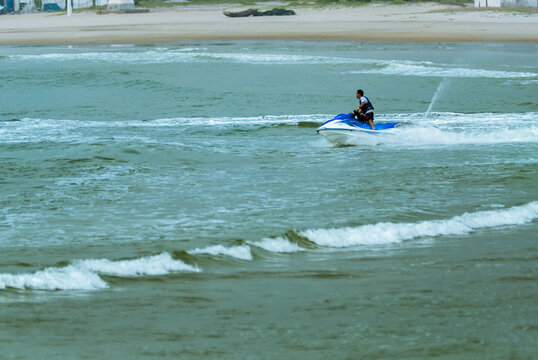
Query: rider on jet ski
352,89,375,130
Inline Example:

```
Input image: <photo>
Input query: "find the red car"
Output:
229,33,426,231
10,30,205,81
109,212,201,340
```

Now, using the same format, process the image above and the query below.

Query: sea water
1,41,537,359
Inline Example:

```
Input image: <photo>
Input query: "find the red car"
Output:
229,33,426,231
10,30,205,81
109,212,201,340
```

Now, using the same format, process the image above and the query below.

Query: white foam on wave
7,48,538,80
248,237,304,253
194,52,359,65
188,245,253,260
0,118,100,144
0,252,199,291
10,50,196,64
300,202,538,248
0,266,108,291
9,50,359,65
350,61,537,79
515,79,538,85
78,252,200,276
2,204,536,290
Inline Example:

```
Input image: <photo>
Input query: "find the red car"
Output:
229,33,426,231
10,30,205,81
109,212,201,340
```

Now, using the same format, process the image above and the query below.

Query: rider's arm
358,99,366,113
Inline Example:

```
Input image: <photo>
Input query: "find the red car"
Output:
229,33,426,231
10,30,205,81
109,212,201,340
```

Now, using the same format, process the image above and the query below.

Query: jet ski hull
317,114,400,146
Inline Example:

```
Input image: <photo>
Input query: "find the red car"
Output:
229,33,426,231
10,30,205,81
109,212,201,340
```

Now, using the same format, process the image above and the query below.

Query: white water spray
426,78,450,117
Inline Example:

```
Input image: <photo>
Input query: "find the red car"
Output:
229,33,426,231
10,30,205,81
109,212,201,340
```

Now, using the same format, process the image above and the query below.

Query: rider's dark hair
357,89,364,96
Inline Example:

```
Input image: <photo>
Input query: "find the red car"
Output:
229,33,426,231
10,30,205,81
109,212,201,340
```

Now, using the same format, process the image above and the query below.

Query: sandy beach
1,3,537,44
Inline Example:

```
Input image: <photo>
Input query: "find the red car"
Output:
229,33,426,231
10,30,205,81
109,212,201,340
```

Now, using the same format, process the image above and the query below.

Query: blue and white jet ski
317,113,400,145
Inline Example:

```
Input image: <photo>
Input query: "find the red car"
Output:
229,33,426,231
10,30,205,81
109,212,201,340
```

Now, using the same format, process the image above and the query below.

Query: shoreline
1,4,538,45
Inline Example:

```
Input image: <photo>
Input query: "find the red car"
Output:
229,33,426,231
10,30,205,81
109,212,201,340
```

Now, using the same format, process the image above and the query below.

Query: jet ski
317,113,400,146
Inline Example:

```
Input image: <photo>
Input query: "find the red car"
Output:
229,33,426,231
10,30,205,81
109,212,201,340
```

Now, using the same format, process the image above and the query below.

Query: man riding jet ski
316,90,400,145
353,89,375,130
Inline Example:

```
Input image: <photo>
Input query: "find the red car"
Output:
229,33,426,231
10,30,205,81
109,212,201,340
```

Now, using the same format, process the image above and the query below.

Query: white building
475,0,537,7
107,0,135,10
40,0,125,10
41,0,108,9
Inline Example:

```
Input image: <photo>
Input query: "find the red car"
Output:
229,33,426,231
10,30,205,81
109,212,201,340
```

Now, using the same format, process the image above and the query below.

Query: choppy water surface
1,41,537,359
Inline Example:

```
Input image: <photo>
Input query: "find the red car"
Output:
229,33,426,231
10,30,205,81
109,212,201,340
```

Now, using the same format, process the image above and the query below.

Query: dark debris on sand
223,8,296,17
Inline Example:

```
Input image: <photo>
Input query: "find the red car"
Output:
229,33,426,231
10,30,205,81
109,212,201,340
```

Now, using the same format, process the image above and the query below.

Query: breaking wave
349,61,537,79
0,267,108,291
248,237,305,253
8,49,360,65
77,252,200,276
300,202,538,248
1,202,536,291
0,252,199,291
188,245,253,260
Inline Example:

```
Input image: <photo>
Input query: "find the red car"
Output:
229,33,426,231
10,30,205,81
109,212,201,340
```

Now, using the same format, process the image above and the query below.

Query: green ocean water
1,41,537,359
